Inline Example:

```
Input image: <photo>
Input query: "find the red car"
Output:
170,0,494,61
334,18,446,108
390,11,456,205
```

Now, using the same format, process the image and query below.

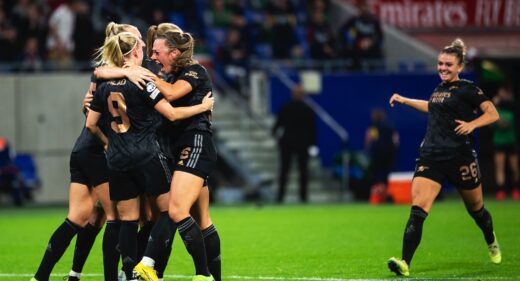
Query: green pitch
1,200,519,281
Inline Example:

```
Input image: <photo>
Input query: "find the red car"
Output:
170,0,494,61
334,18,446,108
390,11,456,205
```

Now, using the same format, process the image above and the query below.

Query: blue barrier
269,72,476,171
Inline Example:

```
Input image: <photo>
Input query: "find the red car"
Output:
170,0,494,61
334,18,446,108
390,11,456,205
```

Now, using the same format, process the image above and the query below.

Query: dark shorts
413,151,481,190
172,131,217,182
494,143,517,154
109,153,171,201
69,149,108,187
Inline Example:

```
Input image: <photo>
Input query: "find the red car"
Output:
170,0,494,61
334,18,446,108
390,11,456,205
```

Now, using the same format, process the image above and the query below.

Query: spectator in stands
17,2,48,62
272,85,316,203
0,8,19,64
364,108,399,204
0,137,24,206
266,0,298,59
337,0,383,70
20,36,43,72
306,8,336,60
217,27,248,91
492,84,520,200
207,0,246,29
47,0,77,68
72,0,98,66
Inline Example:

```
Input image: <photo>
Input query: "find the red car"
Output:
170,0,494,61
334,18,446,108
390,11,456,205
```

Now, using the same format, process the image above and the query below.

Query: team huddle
29,20,502,281
31,22,219,281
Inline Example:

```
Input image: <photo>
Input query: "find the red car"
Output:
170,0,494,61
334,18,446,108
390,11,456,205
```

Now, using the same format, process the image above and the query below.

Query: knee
465,199,484,212
168,205,187,222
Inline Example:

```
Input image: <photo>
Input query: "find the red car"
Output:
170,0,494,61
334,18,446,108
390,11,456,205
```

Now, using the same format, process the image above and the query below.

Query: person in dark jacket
272,85,316,203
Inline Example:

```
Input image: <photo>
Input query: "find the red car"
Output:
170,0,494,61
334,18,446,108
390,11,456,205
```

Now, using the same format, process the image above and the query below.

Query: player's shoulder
180,63,208,79
458,79,484,95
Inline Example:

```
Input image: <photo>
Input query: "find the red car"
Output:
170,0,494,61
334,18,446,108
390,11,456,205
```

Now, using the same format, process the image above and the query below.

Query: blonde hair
156,31,196,72
441,38,467,65
105,22,135,38
94,32,139,67
146,23,182,58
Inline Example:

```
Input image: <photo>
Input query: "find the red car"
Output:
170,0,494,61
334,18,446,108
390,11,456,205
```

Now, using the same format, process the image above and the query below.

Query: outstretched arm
94,65,156,90
153,78,192,102
154,92,214,121
389,93,428,113
454,100,499,135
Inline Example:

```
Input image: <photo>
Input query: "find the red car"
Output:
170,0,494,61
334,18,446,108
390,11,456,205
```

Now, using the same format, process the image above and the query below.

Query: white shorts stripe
187,134,203,168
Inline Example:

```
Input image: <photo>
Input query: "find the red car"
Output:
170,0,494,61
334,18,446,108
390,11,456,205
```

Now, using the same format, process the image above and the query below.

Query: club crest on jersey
184,71,199,80
417,165,429,172
146,82,160,99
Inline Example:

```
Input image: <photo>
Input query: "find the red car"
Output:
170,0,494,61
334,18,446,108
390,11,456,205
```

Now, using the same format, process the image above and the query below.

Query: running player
387,38,502,276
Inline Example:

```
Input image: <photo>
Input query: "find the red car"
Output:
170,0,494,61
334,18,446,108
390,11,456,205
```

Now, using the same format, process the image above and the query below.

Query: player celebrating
86,31,213,281
387,38,502,276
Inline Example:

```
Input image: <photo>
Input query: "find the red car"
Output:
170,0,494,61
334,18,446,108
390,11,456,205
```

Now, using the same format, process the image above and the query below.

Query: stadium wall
0,74,90,203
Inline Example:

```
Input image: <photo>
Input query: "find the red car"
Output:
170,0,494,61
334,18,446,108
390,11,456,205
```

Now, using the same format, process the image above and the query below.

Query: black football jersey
72,74,105,153
170,63,213,133
420,79,489,160
90,79,162,171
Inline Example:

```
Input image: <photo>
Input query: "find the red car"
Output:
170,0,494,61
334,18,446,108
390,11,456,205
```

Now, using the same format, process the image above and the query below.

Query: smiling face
437,53,463,83
151,38,178,74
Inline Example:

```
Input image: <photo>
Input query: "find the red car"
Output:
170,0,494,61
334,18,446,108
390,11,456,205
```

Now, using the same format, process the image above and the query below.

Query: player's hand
83,91,93,108
202,92,214,111
389,93,405,107
454,120,476,135
124,65,156,90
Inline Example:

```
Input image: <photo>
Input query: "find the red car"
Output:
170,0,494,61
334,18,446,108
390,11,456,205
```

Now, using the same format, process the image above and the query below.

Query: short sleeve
465,85,489,109
89,83,105,113
178,65,206,90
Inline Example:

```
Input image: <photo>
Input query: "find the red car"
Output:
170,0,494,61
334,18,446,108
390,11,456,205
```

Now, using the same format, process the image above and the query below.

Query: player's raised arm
389,93,428,113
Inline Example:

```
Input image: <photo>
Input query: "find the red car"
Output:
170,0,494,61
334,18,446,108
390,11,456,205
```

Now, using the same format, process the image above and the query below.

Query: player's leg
459,185,501,264
192,187,221,281
494,151,506,200
169,171,212,280
507,152,520,199
93,181,122,281
388,176,441,276
68,191,105,280
33,183,93,281
134,154,175,281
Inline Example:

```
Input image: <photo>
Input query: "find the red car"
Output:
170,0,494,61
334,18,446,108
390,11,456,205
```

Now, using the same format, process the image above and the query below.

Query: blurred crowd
0,0,384,75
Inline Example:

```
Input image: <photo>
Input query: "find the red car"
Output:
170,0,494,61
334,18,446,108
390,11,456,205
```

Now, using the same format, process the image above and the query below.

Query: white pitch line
1,273,518,281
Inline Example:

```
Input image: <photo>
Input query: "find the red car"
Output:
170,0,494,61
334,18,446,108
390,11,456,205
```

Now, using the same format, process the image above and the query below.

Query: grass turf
0,199,519,280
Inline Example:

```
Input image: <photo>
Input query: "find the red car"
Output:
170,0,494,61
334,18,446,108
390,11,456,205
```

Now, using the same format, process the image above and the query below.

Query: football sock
103,220,121,281
402,206,428,266
137,220,154,261
202,224,221,281
469,206,495,244
177,216,210,276
72,223,102,273
120,220,139,280
35,218,81,281
156,220,176,278
143,212,174,262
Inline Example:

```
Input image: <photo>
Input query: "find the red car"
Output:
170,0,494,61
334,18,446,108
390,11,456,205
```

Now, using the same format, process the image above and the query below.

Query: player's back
97,79,161,171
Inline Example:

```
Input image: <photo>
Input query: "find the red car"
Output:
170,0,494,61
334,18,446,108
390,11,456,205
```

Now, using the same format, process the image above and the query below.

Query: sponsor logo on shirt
184,71,199,80
430,91,451,103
